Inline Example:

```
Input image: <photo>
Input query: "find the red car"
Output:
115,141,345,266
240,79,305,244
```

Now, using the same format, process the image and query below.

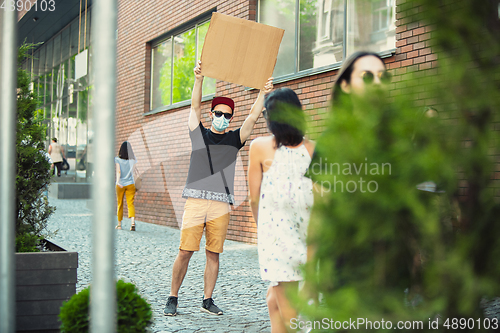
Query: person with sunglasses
331,51,392,109
307,51,392,174
305,51,392,301
164,60,273,317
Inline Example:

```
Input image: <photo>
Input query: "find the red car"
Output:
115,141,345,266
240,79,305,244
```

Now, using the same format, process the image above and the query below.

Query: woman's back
257,137,314,282
50,143,63,163
115,157,136,186
260,143,313,207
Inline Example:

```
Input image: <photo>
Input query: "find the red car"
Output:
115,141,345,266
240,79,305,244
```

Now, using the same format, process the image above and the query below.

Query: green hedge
59,280,152,332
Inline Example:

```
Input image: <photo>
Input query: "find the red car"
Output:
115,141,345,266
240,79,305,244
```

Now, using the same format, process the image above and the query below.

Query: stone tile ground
46,198,271,333
45,197,500,332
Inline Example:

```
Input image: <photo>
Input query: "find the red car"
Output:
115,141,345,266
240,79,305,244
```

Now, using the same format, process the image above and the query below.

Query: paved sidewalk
46,198,271,333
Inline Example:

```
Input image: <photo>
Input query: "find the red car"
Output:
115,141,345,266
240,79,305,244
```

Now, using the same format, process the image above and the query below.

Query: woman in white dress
248,88,315,332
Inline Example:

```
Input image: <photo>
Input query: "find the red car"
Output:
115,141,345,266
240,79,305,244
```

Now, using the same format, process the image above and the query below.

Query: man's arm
240,78,273,143
188,60,204,131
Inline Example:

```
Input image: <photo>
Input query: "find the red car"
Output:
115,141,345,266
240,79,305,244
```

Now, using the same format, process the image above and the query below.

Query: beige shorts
179,197,230,253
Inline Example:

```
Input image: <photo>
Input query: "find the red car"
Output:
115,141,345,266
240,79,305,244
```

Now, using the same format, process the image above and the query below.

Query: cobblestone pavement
46,198,271,333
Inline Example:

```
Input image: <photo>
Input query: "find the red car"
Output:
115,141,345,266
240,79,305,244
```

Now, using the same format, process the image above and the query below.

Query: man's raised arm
239,78,274,143
188,60,204,131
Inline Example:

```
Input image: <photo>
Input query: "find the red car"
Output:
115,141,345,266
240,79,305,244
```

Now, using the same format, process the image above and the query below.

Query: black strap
205,144,233,205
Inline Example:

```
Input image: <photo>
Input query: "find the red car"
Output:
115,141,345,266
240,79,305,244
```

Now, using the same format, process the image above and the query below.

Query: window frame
257,0,396,85
148,11,216,115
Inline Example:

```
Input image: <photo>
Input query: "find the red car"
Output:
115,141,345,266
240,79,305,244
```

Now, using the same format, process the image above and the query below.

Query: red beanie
211,96,235,112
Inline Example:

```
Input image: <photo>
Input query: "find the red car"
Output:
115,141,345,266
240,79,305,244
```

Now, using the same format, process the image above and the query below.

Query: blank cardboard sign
200,13,284,89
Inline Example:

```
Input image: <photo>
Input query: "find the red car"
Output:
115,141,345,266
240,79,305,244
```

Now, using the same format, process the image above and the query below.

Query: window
24,12,92,182
347,0,396,54
258,0,396,78
150,19,215,111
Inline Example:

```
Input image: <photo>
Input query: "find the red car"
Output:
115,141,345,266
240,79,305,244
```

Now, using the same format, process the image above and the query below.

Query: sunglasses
212,110,233,120
361,71,392,84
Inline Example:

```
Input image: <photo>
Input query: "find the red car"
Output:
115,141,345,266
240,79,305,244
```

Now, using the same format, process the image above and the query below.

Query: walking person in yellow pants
115,141,138,231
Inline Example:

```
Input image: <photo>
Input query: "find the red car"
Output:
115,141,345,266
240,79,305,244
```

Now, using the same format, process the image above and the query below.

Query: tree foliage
15,43,55,252
301,0,500,331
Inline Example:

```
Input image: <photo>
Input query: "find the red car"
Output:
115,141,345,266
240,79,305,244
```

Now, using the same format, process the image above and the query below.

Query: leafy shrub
59,280,152,332
15,232,43,253
59,287,90,333
15,43,55,252
301,0,500,329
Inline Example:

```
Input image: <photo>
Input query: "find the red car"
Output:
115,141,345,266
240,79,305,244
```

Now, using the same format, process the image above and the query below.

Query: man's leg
204,201,230,299
164,248,196,316
201,200,229,315
200,249,223,315
168,198,206,297
203,249,219,299
170,249,194,297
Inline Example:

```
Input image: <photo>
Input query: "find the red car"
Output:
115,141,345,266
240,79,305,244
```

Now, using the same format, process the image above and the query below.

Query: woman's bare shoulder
303,138,316,157
250,135,274,148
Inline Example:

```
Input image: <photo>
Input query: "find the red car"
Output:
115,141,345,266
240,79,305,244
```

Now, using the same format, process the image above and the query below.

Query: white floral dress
257,144,313,283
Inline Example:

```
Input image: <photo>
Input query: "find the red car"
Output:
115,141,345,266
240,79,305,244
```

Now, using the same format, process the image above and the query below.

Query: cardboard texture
200,13,284,89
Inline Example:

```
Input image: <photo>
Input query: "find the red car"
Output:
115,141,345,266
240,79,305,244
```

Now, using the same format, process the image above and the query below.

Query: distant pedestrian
248,88,315,332
115,141,138,231
48,138,65,177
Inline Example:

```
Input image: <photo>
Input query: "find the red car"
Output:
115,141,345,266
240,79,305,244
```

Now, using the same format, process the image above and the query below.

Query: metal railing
89,0,118,331
0,0,118,330
0,7,18,333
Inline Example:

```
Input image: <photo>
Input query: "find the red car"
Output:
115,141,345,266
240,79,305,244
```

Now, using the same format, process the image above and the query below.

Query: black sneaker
201,297,223,315
163,296,178,316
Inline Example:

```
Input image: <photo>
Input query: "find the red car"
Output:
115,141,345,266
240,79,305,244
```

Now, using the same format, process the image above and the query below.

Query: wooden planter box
15,240,78,332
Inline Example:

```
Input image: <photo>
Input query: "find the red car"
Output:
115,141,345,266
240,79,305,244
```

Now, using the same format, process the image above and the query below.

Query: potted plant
14,43,78,332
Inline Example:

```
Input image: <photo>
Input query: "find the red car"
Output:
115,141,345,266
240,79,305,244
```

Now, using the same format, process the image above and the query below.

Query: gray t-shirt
182,122,245,203
115,157,137,186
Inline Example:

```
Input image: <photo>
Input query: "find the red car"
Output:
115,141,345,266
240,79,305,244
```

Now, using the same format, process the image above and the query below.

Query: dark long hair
264,88,305,148
332,51,386,109
118,141,135,160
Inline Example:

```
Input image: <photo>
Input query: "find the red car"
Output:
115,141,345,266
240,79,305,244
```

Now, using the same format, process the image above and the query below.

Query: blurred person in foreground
248,88,315,332
307,50,392,261
330,51,391,112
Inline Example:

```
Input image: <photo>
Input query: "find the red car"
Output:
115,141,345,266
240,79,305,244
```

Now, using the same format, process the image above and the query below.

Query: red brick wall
115,0,414,244
388,0,437,106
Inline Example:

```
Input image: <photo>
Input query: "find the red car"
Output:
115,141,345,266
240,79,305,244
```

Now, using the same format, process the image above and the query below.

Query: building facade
19,0,438,244
19,0,93,183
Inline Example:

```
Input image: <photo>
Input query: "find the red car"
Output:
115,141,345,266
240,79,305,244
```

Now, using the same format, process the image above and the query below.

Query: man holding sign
164,60,273,316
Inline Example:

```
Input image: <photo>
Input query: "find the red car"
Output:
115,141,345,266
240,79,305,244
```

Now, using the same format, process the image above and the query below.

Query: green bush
300,0,500,330
15,43,55,252
15,232,43,253
59,280,152,332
